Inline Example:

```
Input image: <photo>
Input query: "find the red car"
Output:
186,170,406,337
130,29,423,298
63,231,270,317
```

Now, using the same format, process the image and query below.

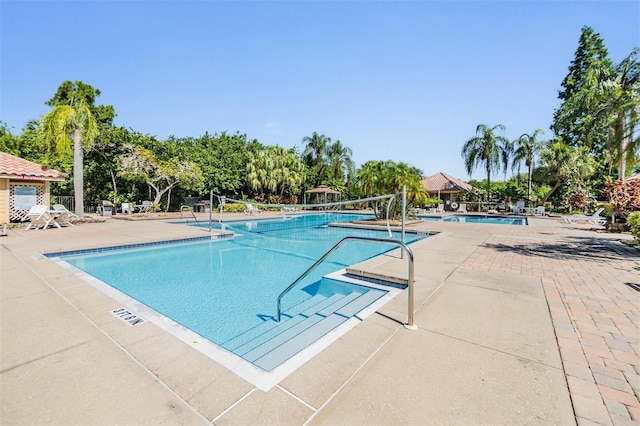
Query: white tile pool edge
50,258,402,391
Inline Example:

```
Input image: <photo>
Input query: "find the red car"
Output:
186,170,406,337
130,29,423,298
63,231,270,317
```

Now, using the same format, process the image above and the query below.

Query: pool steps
220,279,386,372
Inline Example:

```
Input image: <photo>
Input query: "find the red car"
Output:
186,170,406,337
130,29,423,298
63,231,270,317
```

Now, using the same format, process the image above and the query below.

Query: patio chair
136,201,153,213
244,204,261,215
51,204,79,226
435,203,444,213
534,206,545,216
515,201,525,215
457,203,467,213
23,205,57,230
562,207,605,224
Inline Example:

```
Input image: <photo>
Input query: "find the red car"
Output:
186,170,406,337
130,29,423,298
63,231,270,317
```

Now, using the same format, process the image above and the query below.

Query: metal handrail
276,236,416,329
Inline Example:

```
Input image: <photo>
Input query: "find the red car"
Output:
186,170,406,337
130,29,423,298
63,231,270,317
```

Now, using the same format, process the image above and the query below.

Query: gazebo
0,152,68,223
420,172,474,211
303,185,341,207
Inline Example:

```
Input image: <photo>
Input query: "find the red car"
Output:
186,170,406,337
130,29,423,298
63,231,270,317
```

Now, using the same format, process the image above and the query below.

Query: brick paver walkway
462,225,640,425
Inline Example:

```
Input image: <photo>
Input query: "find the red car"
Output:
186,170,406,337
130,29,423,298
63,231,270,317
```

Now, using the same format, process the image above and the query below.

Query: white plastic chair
244,204,261,215
23,205,57,230
51,204,79,226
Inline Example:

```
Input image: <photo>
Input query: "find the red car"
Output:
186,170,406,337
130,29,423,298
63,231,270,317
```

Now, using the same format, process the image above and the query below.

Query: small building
303,185,341,207
421,172,474,210
0,152,68,223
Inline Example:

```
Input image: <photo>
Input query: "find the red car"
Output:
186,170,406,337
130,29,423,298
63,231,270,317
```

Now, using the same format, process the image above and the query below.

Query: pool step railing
277,236,415,328
221,288,386,371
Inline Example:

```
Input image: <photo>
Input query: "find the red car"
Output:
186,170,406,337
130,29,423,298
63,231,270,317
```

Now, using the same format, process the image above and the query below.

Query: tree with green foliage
118,144,204,209
552,26,613,152
539,139,596,205
0,122,20,155
302,132,331,187
513,129,545,202
354,160,426,219
325,140,355,185
246,145,305,202
461,124,512,201
189,132,252,195
39,81,103,216
571,48,639,178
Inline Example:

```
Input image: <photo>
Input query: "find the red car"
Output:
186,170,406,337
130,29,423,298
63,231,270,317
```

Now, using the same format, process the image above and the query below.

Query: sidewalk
1,214,638,424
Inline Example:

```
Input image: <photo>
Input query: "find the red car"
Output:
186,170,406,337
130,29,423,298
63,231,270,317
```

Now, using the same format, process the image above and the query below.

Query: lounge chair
435,203,444,213
562,207,606,225
534,206,545,216
457,203,467,213
23,205,58,230
515,201,525,215
51,204,79,226
244,204,260,215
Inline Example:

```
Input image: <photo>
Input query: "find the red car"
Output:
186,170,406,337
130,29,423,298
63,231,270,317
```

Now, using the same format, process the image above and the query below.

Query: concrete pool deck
1,212,638,424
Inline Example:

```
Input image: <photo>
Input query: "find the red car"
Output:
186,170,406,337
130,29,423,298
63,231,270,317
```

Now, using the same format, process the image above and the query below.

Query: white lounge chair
51,204,79,226
563,207,606,225
515,201,525,215
23,205,58,230
457,203,467,213
534,206,545,216
436,203,444,213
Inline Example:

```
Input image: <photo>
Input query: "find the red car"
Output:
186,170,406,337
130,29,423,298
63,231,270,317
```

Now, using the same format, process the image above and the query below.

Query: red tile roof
421,172,473,193
0,151,68,181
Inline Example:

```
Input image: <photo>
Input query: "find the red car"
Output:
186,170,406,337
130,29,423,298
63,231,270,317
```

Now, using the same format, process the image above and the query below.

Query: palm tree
461,124,512,201
561,48,639,177
513,129,545,202
302,132,331,186
326,140,355,184
607,48,639,178
540,139,596,204
39,98,98,216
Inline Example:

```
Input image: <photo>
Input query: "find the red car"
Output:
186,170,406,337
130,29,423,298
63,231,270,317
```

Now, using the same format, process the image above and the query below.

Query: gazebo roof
0,152,68,181
421,172,473,193
305,185,341,194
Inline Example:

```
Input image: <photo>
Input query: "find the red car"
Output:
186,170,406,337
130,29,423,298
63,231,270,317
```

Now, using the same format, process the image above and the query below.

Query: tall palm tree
326,140,355,184
461,124,512,201
513,129,545,202
39,99,98,216
302,132,331,186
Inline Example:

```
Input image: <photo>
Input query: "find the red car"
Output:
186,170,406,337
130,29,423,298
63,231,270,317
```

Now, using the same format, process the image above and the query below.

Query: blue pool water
60,213,425,370
419,214,526,225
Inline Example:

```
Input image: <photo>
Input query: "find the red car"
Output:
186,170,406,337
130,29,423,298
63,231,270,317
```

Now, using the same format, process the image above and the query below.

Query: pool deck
1,212,639,425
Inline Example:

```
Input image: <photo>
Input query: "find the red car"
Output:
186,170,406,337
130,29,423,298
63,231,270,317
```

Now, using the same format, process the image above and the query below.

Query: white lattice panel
10,183,45,221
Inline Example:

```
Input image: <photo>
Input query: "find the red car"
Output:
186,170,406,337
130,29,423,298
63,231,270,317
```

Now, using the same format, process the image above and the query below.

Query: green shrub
627,211,640,245
223,203,247,213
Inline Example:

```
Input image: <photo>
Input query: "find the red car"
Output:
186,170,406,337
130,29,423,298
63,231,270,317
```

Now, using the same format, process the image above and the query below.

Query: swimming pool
419,214,527,225
52,213,426,383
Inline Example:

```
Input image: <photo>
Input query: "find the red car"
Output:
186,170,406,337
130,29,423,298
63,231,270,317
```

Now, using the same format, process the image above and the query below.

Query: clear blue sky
1,1,638,181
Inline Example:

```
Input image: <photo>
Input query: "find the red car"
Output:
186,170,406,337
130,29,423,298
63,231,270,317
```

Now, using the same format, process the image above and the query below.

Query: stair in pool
221,279,387,372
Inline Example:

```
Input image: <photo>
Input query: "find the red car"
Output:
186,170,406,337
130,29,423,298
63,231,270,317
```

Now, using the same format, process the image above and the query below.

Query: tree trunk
616,113,627,179
485,164,491,202
527,165,533,202
542,179,564,204
72,128,85,216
